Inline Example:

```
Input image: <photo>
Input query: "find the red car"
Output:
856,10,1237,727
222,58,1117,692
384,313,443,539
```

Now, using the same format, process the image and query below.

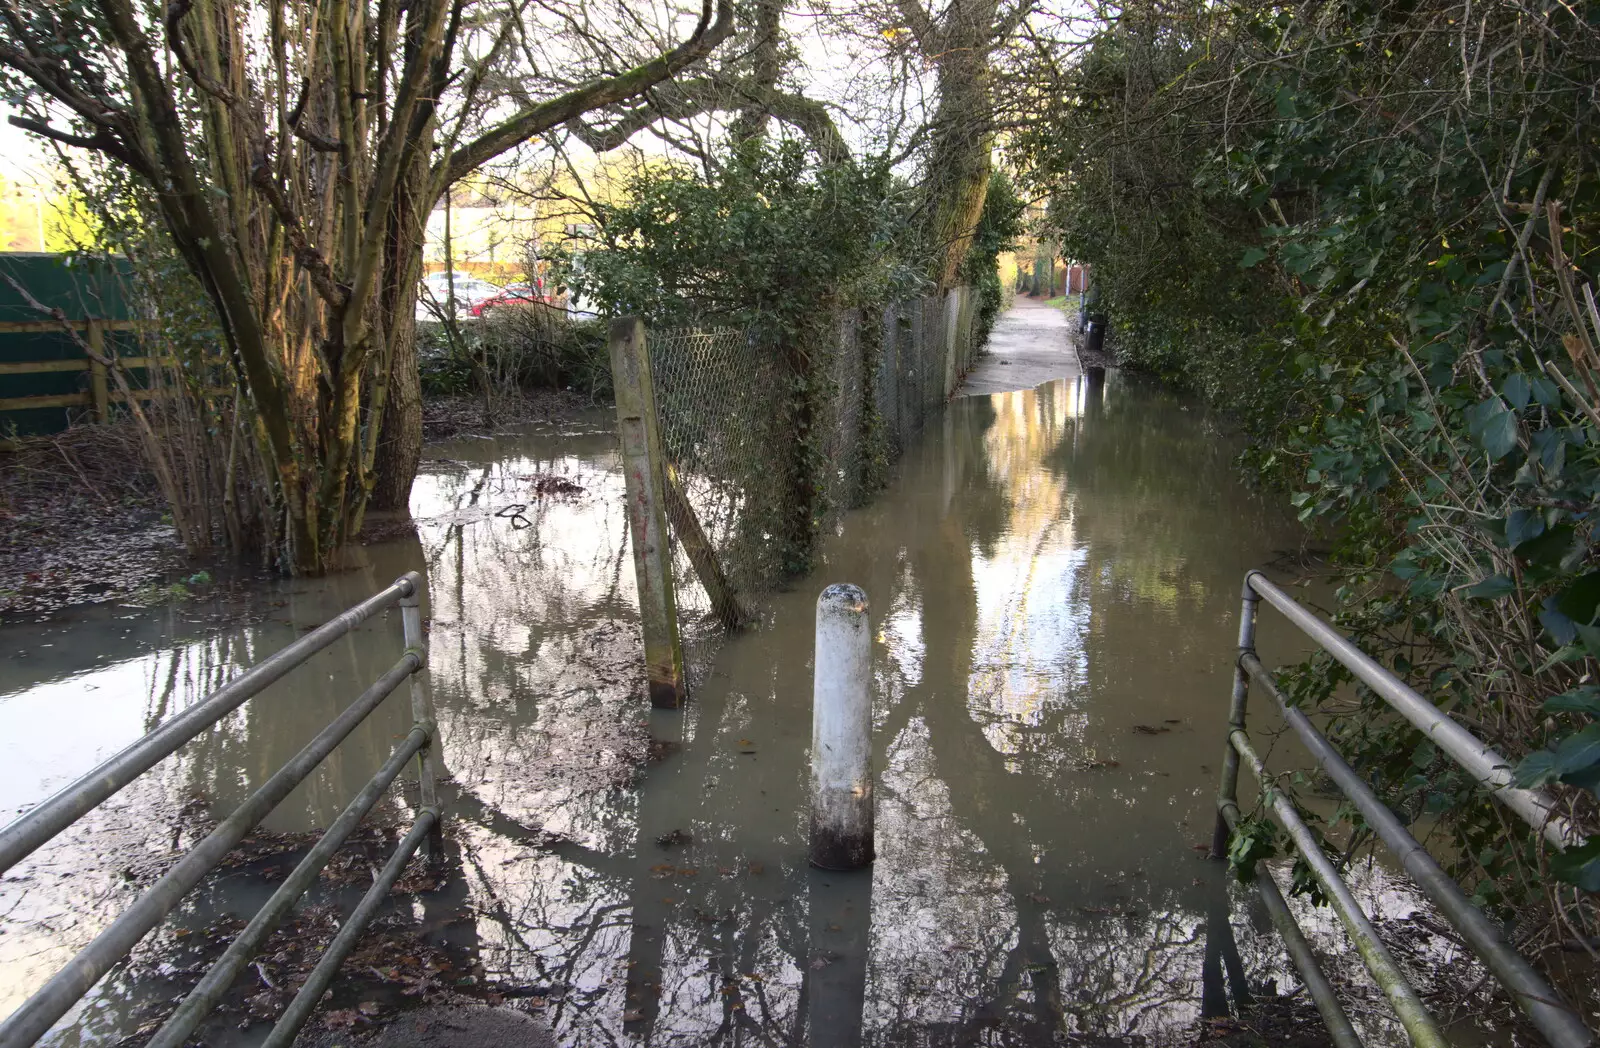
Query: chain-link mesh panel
648,326,786,679
874,305,900,455
819,311,864,520
644,289,985,684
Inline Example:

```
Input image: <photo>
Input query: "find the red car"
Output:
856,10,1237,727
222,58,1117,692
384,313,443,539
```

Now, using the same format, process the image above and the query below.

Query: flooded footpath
0,305,1490,1047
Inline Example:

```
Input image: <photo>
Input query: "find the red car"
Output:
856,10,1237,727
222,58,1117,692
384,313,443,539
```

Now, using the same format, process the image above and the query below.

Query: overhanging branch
438,0,736,186
567,77,850,163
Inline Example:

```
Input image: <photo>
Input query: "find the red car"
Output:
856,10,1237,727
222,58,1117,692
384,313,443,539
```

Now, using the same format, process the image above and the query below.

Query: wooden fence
0,319,154,423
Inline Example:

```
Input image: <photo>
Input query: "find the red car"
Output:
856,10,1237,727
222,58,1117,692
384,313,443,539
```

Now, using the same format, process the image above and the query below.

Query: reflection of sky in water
967,386,1091,758
878,576,924,690
0,381,1490,1047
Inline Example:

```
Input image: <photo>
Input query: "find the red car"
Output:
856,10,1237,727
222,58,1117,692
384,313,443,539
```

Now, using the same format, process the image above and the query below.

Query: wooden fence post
663,462,751,629
86,320,109,423
609,317,687,708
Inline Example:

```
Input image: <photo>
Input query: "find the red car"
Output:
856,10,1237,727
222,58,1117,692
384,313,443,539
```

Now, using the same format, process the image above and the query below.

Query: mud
0,423,178,619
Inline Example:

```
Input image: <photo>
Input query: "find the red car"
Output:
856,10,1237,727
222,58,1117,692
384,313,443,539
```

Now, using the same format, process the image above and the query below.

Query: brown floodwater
0,365,1499,1047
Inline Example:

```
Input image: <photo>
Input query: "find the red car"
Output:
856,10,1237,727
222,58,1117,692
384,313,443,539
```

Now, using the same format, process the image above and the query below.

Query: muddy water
0,368,1451,1046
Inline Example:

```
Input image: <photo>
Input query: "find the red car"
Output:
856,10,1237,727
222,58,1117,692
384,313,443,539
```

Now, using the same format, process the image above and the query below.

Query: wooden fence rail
0,318,157,422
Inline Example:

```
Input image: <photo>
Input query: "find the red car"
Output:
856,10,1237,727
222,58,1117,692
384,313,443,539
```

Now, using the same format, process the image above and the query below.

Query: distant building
423,205,542,277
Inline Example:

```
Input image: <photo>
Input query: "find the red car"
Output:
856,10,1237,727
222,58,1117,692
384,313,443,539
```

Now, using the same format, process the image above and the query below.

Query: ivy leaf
1460,574,1515,600
1531,375,1562,409
1550,837,1600,892
1555,571,1600,625
1239,247,1267,269
1509,515,1545,553
1470,400,1518,460
1502,373,1531,411
1573,622,1600,656
1553,723,1600,782
1514,749,1559,788
1566,761,1600,796
1541,601,1578,646
1227,816,1278,882
1544,687,1600,716
1517,525,1580,570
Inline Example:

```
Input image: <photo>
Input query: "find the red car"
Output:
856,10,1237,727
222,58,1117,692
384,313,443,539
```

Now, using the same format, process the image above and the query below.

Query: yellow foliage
0,173,102,252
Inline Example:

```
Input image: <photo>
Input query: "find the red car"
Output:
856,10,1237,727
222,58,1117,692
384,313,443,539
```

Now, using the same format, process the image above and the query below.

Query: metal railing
0,571,442,1048
1212,570,1594,1048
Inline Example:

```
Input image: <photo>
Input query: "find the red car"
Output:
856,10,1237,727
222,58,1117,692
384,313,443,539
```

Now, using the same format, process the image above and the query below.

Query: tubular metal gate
1214,570,1592,1048
0,572,442,1048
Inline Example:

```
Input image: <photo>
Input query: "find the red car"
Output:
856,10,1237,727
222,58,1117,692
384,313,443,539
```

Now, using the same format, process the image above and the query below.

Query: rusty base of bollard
809,813,875,871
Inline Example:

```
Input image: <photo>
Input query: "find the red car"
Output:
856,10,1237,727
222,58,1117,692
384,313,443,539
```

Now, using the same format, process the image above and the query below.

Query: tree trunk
371,312,424,512
918,0,1000,290
728,0,784,146
368,149,434,516
1,0,737,571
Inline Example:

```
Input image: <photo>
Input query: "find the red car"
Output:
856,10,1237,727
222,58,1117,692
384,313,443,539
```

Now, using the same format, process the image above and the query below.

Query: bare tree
0,0,734,572
558,0,1035,290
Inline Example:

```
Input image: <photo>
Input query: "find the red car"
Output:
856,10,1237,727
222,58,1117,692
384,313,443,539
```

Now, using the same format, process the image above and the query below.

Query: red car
471,279,548,316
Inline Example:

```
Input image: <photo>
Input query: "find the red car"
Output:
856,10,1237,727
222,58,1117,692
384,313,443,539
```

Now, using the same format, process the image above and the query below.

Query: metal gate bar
0,571,440,1048
1215,799,1364,1048
1213,570,1593,1048
0,573,426,876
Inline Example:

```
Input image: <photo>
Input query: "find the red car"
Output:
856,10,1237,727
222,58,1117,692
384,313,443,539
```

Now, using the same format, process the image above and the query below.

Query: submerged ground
0,302,1481,1047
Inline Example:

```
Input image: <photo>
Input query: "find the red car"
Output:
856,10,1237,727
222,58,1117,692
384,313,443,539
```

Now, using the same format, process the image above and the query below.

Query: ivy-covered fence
649,286,981,679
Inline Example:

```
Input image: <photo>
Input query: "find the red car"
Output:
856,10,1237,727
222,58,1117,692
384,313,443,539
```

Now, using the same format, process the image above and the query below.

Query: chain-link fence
647,286,983,683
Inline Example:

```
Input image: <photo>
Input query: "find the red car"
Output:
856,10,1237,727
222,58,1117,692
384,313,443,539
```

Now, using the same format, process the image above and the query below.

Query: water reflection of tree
2,390,1330,1046
855,377,1301,1044
432,378,1312,1047
1045,372,1296,615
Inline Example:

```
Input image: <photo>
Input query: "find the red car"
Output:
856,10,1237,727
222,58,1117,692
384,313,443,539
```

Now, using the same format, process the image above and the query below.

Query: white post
811,584,874,869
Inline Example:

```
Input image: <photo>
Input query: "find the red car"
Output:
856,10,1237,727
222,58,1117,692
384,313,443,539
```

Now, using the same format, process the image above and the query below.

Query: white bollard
811,584,874,870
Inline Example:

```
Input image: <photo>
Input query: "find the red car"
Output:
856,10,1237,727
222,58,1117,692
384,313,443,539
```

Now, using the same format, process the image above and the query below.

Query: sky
0,111,52,188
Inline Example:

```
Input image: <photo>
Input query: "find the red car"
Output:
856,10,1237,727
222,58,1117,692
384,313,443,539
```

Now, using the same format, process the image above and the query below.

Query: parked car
416,273,500,321
470,279,548,317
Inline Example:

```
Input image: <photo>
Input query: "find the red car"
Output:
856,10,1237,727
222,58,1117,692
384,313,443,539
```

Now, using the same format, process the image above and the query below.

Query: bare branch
164,0,239,106
440,0,737,186
249,159,349,309
567,77,850,163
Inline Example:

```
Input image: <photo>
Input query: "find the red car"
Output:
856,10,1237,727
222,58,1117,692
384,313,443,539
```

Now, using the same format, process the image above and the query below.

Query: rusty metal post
1211,575,1259,858
610,317,687,708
